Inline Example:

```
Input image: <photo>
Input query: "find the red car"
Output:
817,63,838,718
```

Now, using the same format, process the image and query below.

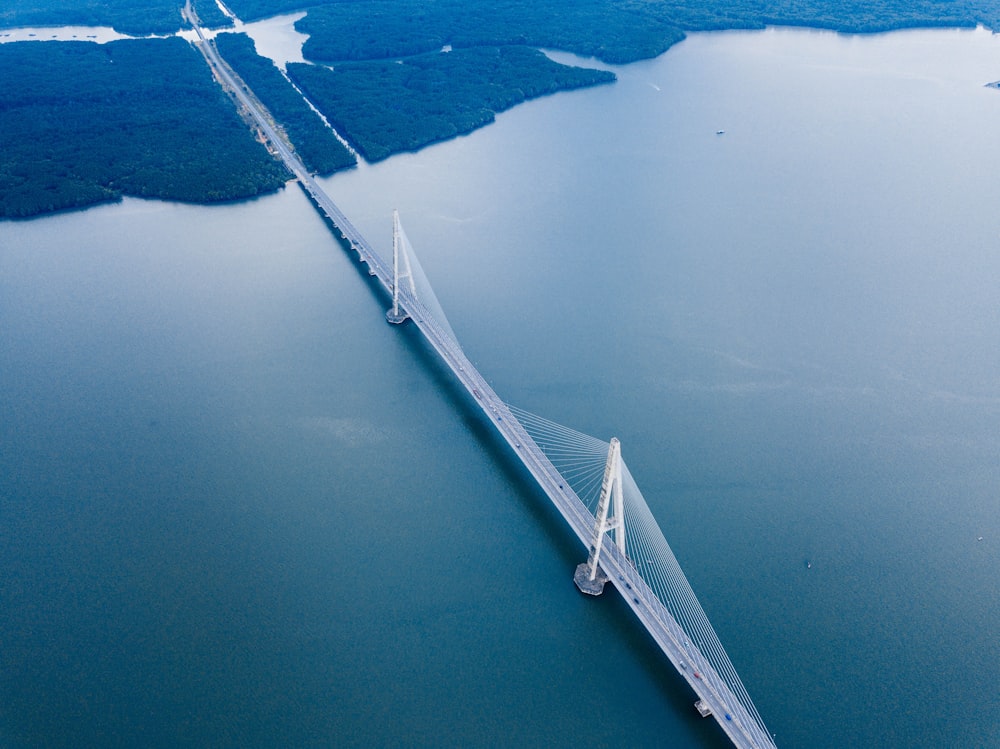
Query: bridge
188,17,777,748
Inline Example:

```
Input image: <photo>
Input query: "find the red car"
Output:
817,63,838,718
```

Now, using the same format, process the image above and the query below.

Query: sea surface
2,26,999,749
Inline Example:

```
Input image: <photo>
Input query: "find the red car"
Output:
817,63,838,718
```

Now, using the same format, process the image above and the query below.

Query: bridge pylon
575,437,626,595
386,209,414,324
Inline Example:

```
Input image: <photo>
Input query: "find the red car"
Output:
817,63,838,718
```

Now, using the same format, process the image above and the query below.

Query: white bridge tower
574,437,626,595
386,209,415,324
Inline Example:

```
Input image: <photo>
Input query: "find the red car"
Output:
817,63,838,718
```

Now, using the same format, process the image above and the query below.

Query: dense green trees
222,0,1000,163
0,38,289,219
295,0,687,65
8,0,999,43
0,0,232,34
287,46,615,162
8,0,1000,218
190,0,232,29
221,0,1000,65
214,32,355,175
1,0,186,35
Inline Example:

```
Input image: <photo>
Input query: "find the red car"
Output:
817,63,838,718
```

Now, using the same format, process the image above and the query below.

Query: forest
0,38,289,219
7,0,1000,218
190,0,232,29
223,0,1000,63
220,0,1000,164
5,0,1000,48
286,46,615,162
0,0,230,34
1,0,182,34
214,32,356,175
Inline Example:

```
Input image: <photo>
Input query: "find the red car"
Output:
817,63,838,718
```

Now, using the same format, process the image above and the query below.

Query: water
179,12,311,70
0,12,308,64
2,26,999,748
0,26,137,43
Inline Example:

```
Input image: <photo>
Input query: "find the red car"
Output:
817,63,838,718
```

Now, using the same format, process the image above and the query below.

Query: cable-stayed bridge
341,212,776,749
338,214,778,749
189,19,777,747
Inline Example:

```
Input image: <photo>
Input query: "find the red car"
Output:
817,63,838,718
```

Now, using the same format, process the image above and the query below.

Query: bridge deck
189,17,775,747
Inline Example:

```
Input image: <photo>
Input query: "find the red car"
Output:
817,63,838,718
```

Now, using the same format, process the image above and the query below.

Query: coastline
3,3,1000,220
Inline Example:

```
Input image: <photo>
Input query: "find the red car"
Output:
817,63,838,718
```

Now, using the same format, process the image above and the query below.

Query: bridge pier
573,561,609,595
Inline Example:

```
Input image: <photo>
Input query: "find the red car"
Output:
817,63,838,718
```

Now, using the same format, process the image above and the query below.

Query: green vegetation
1,0,186,35
0,0,232,34
190,0,233,29
20,0,993,45
287,46,615,162
220,0,1000,64
0,38,289,220
222,0,1000,163
295,0,686,65
8,0,1000,217
214,32,355,175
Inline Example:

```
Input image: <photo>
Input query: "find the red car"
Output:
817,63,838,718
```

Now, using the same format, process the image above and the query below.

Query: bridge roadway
188,17,776,748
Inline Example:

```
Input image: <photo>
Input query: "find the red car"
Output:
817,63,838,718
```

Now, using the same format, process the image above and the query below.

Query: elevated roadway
185,15,776,747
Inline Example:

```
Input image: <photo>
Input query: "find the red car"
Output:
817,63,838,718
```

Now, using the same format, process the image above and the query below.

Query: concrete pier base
574,562,609,595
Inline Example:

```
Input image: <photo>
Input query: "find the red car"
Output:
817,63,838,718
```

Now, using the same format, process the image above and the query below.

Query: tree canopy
7,0,1000,218
287,46,615,162
1,0,182,35
0,38,289,219
218,0,1000,64
0,0,232,34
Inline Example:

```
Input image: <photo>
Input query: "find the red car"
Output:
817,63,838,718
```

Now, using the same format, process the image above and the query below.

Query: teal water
2,27,999,748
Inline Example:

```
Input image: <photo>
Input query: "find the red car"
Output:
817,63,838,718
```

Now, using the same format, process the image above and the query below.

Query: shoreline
3,19,998,221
